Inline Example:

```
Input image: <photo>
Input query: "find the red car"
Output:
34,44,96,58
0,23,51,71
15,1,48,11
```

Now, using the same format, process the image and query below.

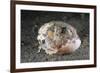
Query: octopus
37,21,81,55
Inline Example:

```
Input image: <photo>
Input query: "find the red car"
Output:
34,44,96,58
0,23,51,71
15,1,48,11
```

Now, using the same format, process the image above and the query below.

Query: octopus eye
61,27,66,33
42,40,45,44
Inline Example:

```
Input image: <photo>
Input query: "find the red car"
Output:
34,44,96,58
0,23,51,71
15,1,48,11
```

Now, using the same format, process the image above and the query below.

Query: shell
37,21,81,55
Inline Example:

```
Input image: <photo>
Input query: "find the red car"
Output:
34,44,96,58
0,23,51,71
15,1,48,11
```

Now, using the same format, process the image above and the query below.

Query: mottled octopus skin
37,21,81,55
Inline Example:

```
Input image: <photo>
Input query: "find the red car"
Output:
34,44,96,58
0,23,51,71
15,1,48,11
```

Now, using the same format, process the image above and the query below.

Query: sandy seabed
21,10,89,63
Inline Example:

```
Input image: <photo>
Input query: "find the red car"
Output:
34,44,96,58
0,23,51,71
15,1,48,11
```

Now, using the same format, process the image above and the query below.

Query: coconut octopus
37,21,81,55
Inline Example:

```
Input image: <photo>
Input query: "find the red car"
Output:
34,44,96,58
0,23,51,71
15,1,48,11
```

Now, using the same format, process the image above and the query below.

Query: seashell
37,21,81,55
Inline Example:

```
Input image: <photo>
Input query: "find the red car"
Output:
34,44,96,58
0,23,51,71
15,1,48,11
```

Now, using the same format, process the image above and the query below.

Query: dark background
21,10,89,63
